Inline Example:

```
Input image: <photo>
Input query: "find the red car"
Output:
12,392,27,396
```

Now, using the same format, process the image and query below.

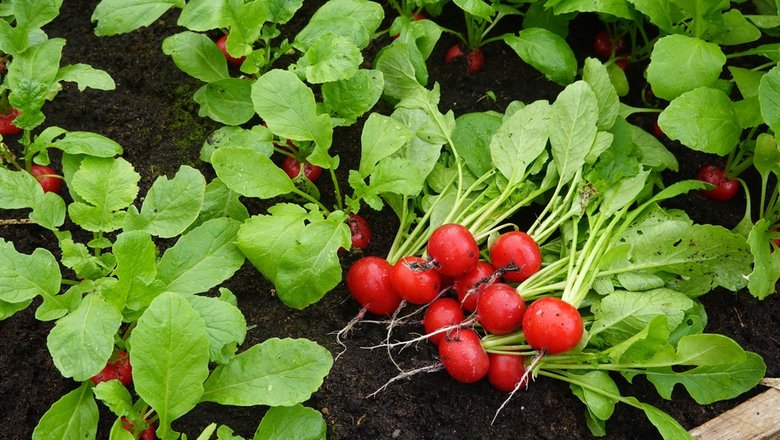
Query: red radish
215,35,245,67
444,43,465,64
522,297,583,355
592,30,626,59
427,223,480,277
0,108,22,135
487,353,527,392
346,213,372,251
652,117,664,138
489,231,542,283
30,165,62,193
453,261,496,313
122,417,156,440
476,283,526,335
695,164,739,202
90,362,118,385
390,256,441,304
466,49,485,74
614,52,630,70
113,351,132,385
438,328,489,383
423,298,465,345
282,155,323,182
346,256,402,315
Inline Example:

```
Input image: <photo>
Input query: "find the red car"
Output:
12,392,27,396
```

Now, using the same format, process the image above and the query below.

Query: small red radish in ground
0,107,22,135
423,298,465,345
695,163,739,202
90,362,118,385
346,213,372,251
487,353,527,392
453,261,496,313
427,223,480,277
592,30,625,59
282,155,323,182
113,351,132,385
30,165,62,193
438,328,489,383
390,256,441,304
346,256,402,315
522,297,583,355
444,44,486,74
476,283,526,335
489,230,542,283
215,34,245,67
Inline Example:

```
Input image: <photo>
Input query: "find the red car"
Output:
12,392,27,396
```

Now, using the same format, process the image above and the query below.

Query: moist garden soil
1,1,778,439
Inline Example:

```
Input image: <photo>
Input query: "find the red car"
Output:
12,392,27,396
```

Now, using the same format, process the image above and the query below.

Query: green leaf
490,100,550,185
6,37,65,129
93,380,134,418
637,401,692,440
178,0,227,31
130,292,211,438
658,87,741,156
200,125,274,163
550,81,599,182
646,35,726,100
255,405,327,440
359,113,415,177
202,338,333,406
729,66,764,99
568,371,619,421
211,146,297,199
746,218,780,299
51,131,124,157
647,351,765,404
162,31,229,83
156,218,244,295
293,0,384,51
32,383,98,440
452,111,503,177
68,157,140,233
589,289,694,345
453,0,495,20
9,0,63,30
712,9,761,45
187,295,247,364
504,28,578,86
193,78,255,125
92,0,186,36
545,0,634,18
759,65,780,134
111,231,157,312
0,239,60,304
293,33,362,84
47,294,123,381
375,42,426,101
196,178,250,225
251,69,333,161
273,211,351,308
322,69,384,125
604,207,752,294
124,165,206,238
582,58,620,130
55,64,115,91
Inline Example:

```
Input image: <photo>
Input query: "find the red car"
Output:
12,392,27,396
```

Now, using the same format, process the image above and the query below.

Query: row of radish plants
0,0,779,439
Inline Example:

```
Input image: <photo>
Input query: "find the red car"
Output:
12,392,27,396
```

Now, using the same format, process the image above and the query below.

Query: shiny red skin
696,164,739,202
390,256,441,304
346,256,402,315
444,43,465,64
347,214,372,250
522,297,583,355
90,363,118,385
423,298,465,345
593,30,626,59
215,34,245,67
466,49,485,74
652,118,664,138
122,417,156,440
453,261,495,313
427,224,479,277
0,108,22,135
476,283,526,335
489,231,542,283
614,52,630,70
282,155,323,182
30,165,62,193
487,353,527,392
438,328,489,383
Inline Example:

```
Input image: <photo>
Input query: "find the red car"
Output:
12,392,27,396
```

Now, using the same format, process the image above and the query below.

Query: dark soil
1,2,778,440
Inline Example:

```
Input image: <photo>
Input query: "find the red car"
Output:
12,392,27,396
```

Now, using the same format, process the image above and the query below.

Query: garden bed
0,1,778,439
